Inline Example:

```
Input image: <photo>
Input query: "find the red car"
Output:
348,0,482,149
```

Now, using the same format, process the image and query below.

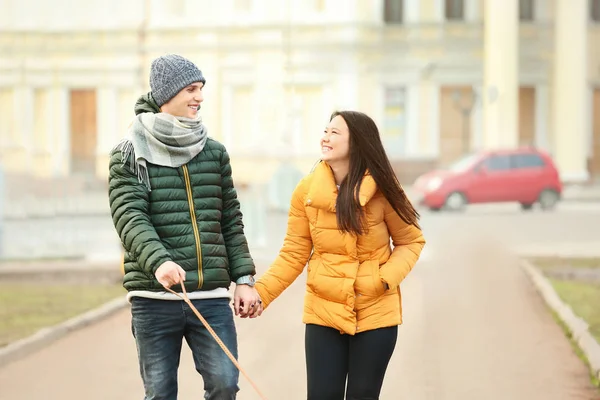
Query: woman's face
321,115,350,164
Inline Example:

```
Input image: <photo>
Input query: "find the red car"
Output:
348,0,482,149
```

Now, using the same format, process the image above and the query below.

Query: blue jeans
131,297,239,400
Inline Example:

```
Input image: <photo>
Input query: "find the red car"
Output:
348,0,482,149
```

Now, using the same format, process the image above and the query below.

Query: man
108,54,262,400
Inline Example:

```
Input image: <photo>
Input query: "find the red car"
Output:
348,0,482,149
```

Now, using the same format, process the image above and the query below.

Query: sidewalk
562,184,600,202
1,243,598,399
1,191,600,398
3,183,599,220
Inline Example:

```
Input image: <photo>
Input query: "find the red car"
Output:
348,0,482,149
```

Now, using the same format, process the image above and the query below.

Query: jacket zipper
182,165,203,289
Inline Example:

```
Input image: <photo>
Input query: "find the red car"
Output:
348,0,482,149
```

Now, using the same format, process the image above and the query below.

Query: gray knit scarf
113,112,208,191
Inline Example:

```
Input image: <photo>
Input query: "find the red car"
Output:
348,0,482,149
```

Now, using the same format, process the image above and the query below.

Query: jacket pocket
306,258,344,302
355,260,386,298
370,260,386,297
307,258,321,292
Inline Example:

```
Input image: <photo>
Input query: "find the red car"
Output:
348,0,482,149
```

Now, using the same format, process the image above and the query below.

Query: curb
3,196,597,221
0,297,128,368
4,211,110,221
520,259,600,380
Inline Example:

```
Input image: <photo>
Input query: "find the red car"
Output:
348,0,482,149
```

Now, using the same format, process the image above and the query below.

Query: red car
413,148,562,211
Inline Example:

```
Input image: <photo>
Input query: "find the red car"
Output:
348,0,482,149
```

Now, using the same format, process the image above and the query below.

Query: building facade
0,0,599,185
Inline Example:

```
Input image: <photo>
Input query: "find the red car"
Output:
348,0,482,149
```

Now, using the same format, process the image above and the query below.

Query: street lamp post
452,88,477,155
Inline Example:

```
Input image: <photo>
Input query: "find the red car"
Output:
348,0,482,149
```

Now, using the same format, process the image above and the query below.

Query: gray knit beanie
149,54,206,107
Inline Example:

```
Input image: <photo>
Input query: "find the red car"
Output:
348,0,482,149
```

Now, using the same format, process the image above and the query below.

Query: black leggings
305,324,398,400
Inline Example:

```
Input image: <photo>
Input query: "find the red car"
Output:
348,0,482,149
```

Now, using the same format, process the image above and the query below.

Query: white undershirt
126,288,231,303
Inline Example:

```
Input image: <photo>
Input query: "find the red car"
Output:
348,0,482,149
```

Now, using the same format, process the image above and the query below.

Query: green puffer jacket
108,94,255,292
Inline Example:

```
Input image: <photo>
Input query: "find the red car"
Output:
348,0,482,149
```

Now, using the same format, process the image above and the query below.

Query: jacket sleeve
378,199,426,289
255,179,313,309
108,150,172,275
219,147,256,281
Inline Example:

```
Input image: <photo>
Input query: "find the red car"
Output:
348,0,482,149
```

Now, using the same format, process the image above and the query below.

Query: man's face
160,82,204,118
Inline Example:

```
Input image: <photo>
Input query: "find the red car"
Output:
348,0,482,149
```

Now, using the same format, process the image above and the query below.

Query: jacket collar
305,161,377,212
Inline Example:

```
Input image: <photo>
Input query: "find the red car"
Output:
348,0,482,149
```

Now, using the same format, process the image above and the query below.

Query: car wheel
444,192,467,211
538,189,559,210
520,203,534,211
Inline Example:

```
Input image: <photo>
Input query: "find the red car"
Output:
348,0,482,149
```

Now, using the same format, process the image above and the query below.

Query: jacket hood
306,161,377,212
134,92,161,115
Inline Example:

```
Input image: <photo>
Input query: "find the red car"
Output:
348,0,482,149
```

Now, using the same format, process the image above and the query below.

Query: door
439,86,474,166
70,89,97,174
519,87,535,146
510,153,547,203
468,154,514,203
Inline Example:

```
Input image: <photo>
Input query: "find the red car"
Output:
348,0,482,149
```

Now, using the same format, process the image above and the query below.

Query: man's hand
234,285,263,318
155,261,186,289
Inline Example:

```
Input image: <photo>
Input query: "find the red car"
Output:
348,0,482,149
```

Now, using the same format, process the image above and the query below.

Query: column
482,0,518,149
13,86,34,173
96,87,118,180
552,0,588,182
417,81,440,157
465,0,481,22
405,84,420,156
429,84,440,157
336,52,359,110
404,0,420,23
422,0,443,22
534,0,551,23
221,85,233,150
32,88,51,177
51,87,69,176
470,85,483,151
0,88,15,161
587,88,594,160
256,50,284,151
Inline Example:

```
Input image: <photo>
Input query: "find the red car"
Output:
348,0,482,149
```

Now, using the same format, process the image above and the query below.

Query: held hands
234,284,263,319
155,261,187,289
155,261,263,318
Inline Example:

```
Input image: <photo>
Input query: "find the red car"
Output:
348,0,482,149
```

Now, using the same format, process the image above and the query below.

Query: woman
254,110,425,399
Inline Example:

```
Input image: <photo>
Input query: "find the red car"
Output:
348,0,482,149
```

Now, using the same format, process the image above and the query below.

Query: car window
484,155,511,171
448,153,480,173
512,153,546,169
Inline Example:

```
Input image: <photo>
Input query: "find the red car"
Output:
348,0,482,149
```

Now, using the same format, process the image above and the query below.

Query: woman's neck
328,161,349,186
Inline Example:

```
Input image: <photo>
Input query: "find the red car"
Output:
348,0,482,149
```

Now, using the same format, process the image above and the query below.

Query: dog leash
165,283,268,400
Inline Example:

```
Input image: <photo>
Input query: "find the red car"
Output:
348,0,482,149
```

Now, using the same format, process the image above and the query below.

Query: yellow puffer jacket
255,162,425,335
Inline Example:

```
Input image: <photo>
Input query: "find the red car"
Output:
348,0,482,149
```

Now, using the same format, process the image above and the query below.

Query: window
34,89,49,152
231,86,253,149
383,87,407,155
445,0,464,21
286,86,325,154
448,153,480,173
234,0,251,12
384,0,403,24
512,153,545,169
519,0,534,21
592,0,600,22
484,155,511,171
314,0,326,12
0,88,15,147
384,87,407,136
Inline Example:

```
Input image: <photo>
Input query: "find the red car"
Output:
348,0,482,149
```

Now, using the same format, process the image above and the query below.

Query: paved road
1,202,600,399
2,200,600,261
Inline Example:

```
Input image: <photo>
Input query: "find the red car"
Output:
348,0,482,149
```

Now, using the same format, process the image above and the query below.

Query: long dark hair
332,111,420,235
